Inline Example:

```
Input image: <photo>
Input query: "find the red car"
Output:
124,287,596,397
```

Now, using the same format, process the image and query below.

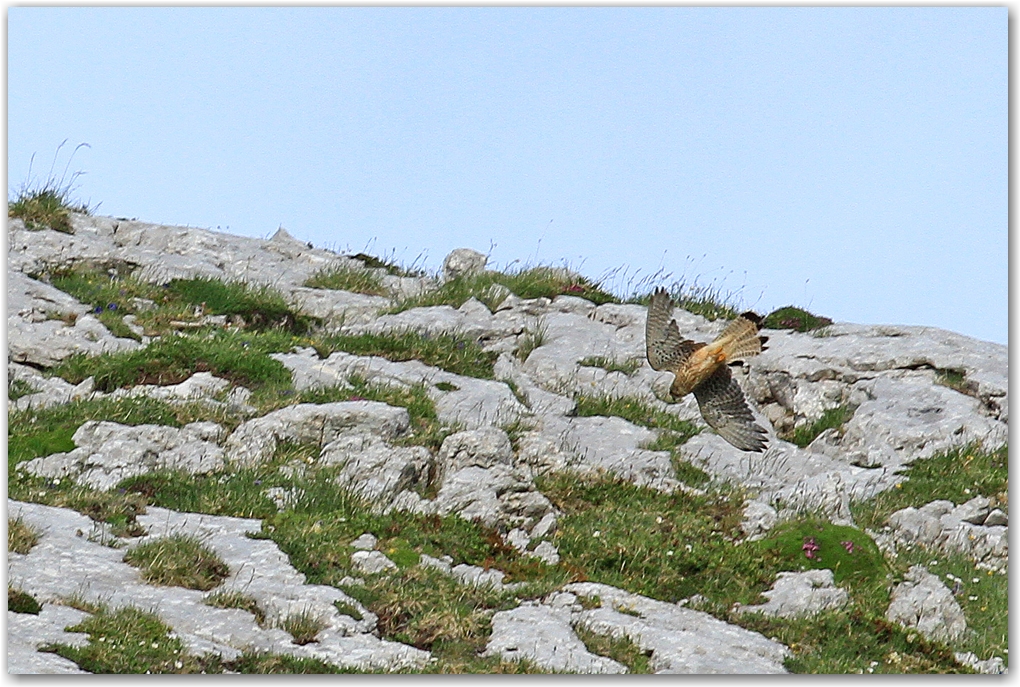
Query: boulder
886,565,967,643
733,570,848,618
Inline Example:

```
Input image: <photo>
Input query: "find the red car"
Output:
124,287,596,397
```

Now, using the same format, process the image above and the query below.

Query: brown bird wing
646,288,700,372
692,365,769,452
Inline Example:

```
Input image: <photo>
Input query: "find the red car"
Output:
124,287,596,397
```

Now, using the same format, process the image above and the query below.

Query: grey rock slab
350,533,378,550
12,373,95,412
320,432,433,508
225,401,410,467
952,496,991,525
287,286,391,326
6,499,428,672
983,508,1007,527
20,420,226,490
740,500,779,541
733,570,848,618
7,268,87,320
484,601,627,674
518,414,680,491
436,428,513,482
887,501,1008,571
7,604,92,674
8,313,141,367
955,651,1007,675
351,550,398,575
275,348,528,430
429,464,553,531
565,583,789,674
886,565,967,643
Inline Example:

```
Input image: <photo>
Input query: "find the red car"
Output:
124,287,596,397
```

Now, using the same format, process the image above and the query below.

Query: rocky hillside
7,213,1007,674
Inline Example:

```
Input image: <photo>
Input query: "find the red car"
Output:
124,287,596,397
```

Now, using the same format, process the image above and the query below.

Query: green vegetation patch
222,650,360,674
782,404,856,448
204,590,266,626
123,533,230,591
45,604,218,673
9,378,37,402
50,331,292,393
313,330,497,380
757,519,889,588
277,607,328,645
9,587,42,615
574,623,651,673
514,325,546,363
165,277,316,334
304,264,389,296
392,265,619,314
8,516,41,554
578,356,642,376
542,472,771,604
763,306,833,333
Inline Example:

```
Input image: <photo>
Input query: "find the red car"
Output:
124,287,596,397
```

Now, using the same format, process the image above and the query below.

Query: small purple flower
455,341,466,350
253,479,262,486
802,537,820,560
349,395,366,402
107,303,118,311
93,305,104,314
841,540,855,554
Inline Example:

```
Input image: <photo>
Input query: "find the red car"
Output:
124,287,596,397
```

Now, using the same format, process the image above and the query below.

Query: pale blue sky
8,7,1007,344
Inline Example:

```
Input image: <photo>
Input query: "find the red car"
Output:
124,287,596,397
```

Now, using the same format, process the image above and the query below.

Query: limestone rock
442,248,487,282
225,401,410,467
886,565,967,643
351,550,398,575
320,432,433,508
733,570,848,618
20,420,226,490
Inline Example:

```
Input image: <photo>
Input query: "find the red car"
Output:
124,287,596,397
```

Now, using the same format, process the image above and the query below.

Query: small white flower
969,595,978,601
592,530,601,538
98,637,106,642
685,544,693,552
964,488,971,494
973,578,981,584
151,642,159,649
655,516,662,524
666,550,674,556
929,560,938,566
175,661,183,669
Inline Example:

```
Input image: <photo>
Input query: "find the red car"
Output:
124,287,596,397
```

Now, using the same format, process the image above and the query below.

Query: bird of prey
645,288,770,452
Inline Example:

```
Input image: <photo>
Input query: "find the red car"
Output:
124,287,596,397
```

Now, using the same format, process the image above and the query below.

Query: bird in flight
645,288,770,452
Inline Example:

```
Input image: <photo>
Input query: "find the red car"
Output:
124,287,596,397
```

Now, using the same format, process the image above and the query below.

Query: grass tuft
278,607,328,645
578,356,642,376
304,264,389,296
123,533,230,591
515,324,547,363
9,586,43,615
203,590,266,626
781,404,856,448
9,516,41,554
313,330,496,380
573,623,650,673
9,141,94,233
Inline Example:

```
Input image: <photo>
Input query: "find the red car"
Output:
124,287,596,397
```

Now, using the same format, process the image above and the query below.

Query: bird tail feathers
714,312,767,363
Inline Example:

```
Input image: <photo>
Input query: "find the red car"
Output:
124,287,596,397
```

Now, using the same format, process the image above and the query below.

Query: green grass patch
514,324,546,363
45,604,219,673
165,277,316,334
9,141,93,233
9,378,37,402
203,590,266,626
350,252,424,278
222,650,359,674
9,586,42,614
123,533,230,591
50,331,293,393
541,472,772,604
934,368,978,396
8,516,41,554
346,564,524,670
574,623,651,673
313,330,497,380
392,265,619,314
277,607,328,645
763,306,833,333
578,356,642,376
852,443,1008,531
304,264,389,296
781,404,856,448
